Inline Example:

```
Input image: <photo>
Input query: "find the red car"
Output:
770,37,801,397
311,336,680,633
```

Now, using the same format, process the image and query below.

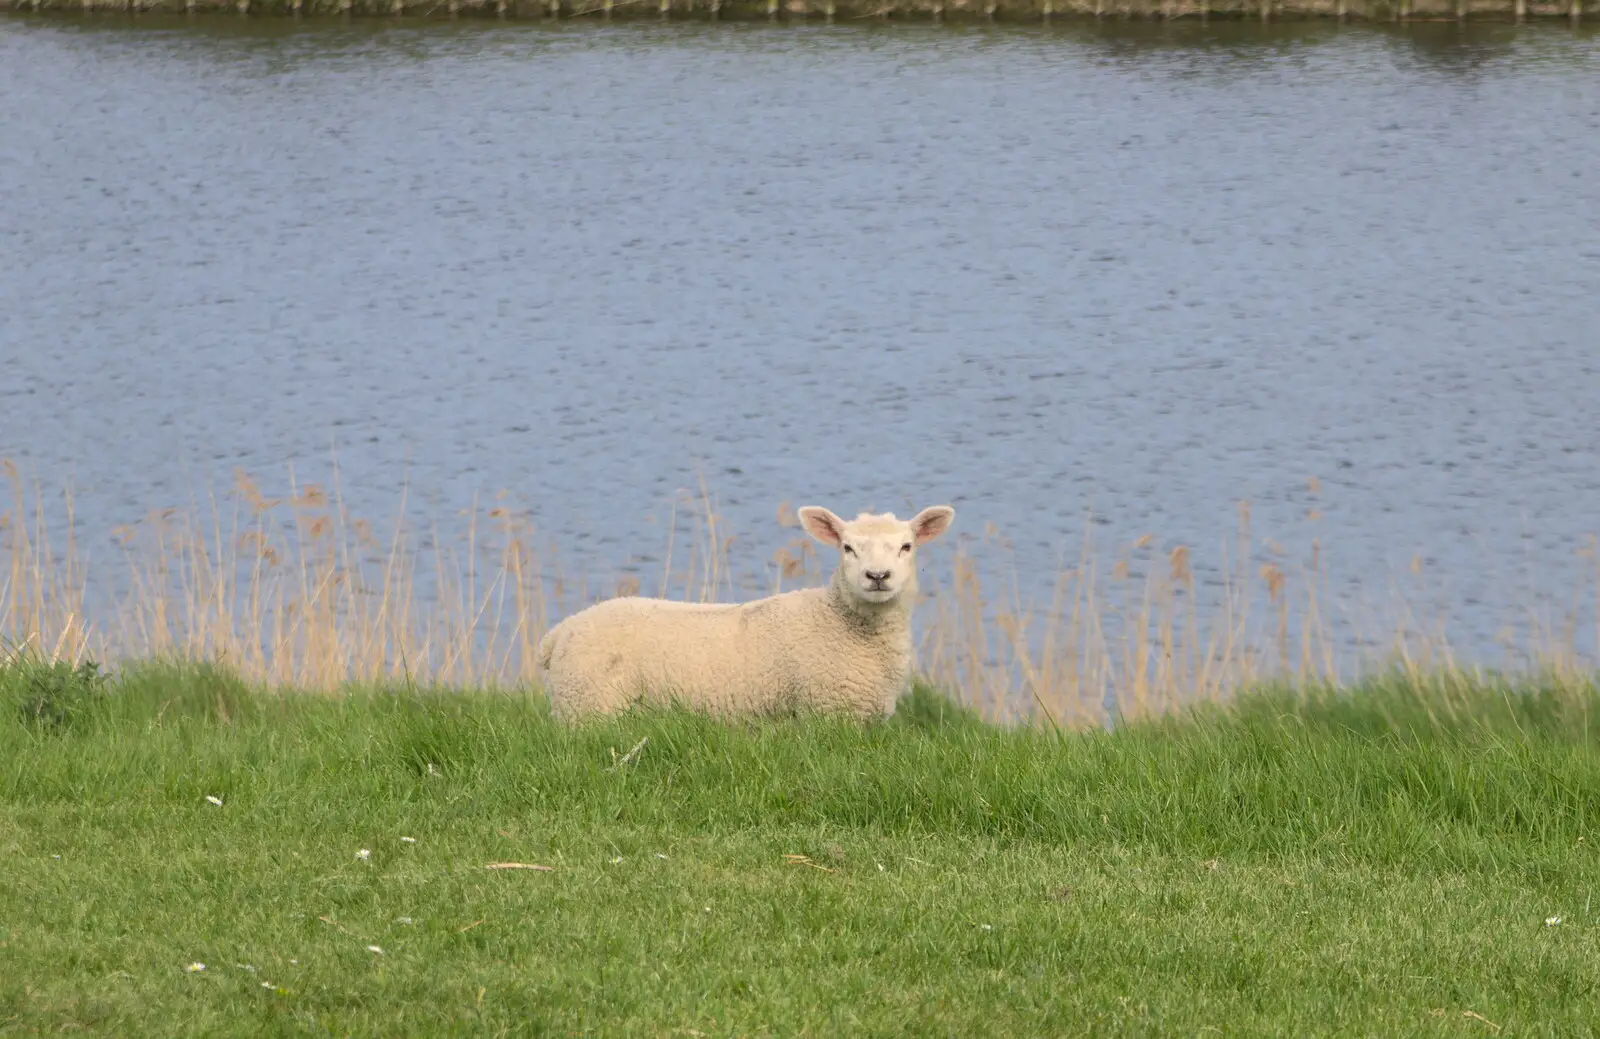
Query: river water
2,16,1598,671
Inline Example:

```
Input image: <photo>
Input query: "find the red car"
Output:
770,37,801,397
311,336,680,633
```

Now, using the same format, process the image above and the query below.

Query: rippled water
2,16,1598,663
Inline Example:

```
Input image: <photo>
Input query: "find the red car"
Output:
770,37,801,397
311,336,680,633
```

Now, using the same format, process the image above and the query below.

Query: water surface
2,16,1598,664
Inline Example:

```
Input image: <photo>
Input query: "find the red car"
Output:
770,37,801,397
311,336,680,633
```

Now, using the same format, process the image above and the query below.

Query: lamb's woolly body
536,577,912,720
536,504,954,721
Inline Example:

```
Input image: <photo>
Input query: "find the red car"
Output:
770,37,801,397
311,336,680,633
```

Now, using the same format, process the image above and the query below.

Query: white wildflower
609,856,624,864
395,916,414,925
1546,915,1563,926
356,848,371,861
656,853,668,860
205,796,223,807
186,962,206,972
366,945,384,955
400,836,416,844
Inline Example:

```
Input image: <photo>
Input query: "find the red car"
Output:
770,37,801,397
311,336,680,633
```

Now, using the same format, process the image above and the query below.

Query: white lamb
536,504,955,720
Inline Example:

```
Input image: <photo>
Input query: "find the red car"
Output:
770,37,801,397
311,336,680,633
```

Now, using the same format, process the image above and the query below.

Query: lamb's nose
865,569,891,583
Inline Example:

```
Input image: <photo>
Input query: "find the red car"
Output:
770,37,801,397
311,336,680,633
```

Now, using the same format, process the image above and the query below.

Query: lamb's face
797,505,955,606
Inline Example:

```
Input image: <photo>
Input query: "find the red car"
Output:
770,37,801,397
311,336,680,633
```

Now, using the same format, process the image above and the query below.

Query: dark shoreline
2,0,1593,23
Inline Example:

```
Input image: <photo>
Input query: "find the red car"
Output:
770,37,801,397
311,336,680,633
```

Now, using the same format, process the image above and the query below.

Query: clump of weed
3,652,109,730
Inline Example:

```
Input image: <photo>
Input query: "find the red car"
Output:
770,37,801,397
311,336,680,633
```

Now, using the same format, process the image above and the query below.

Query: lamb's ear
910,506,955,545
797,506,846,548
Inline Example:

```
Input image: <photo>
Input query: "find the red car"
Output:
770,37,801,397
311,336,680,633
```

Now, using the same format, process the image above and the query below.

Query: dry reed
2,459,1594,725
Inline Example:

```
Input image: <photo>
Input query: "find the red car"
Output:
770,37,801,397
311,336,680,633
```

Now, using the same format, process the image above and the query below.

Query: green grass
3,659,1600,1036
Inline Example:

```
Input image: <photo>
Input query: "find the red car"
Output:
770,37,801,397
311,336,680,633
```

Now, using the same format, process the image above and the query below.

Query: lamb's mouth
861,582,895,599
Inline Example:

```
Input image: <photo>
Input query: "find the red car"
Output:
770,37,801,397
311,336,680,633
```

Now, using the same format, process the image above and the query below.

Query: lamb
536,504,955,721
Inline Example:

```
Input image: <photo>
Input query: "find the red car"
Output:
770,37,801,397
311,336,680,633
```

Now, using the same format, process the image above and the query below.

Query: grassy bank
3,659,1599,1035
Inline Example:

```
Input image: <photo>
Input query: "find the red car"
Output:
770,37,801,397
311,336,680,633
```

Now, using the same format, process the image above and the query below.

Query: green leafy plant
5,652,109,729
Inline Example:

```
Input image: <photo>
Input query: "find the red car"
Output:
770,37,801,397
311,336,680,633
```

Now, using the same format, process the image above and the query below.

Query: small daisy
186,962,206,972
1546,915,1563,926
356,848,371,861
205,796,223,807
366,945,384,955
400,836,417,844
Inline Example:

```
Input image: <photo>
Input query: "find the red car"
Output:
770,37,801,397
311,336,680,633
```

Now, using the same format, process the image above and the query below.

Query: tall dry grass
2,459,1595,725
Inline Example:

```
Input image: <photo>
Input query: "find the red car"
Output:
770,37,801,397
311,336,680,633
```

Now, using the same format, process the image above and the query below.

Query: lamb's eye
842,544,855,556
900,543,912,554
